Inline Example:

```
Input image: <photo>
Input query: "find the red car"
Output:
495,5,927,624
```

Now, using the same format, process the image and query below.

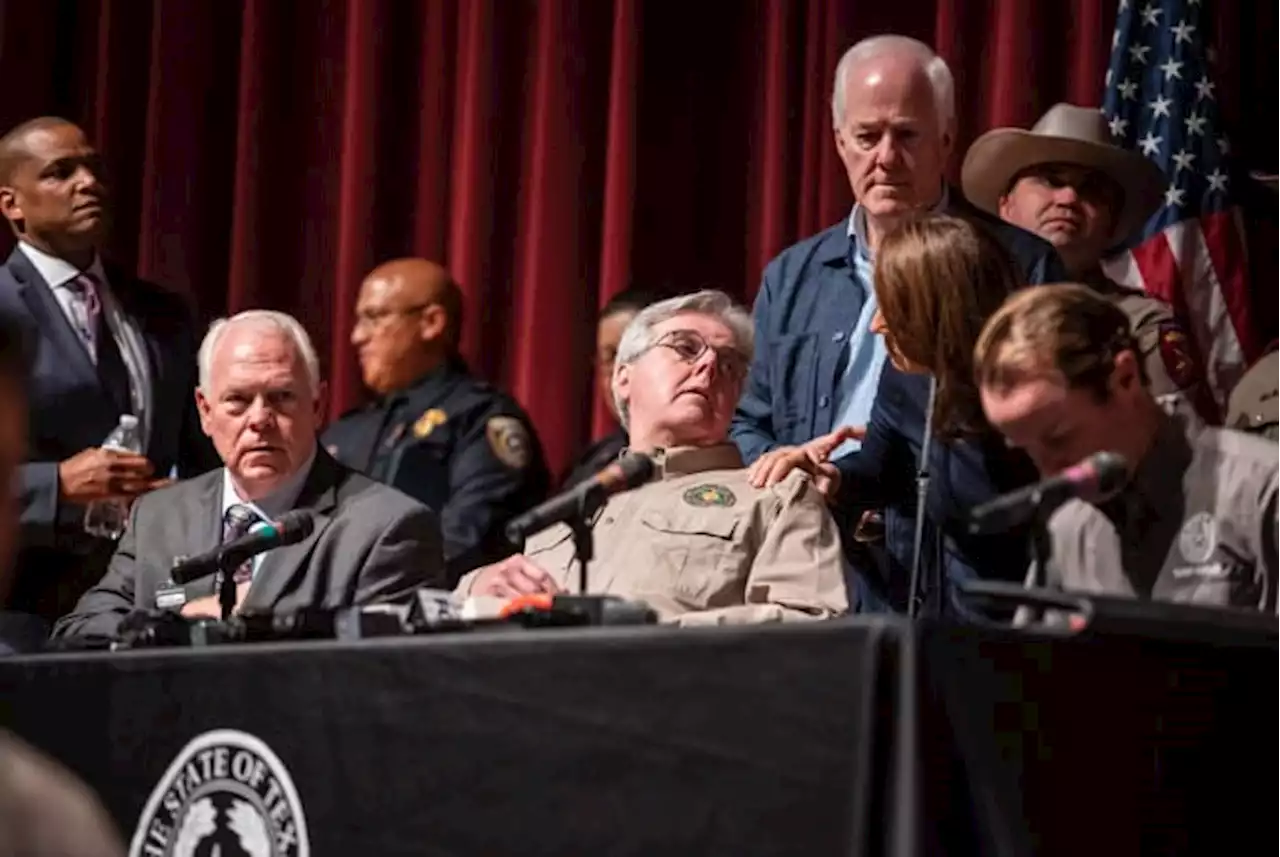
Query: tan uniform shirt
1086,271,1203,416
1043,414,1279,611
457,444,850,624
1226,350,1278,440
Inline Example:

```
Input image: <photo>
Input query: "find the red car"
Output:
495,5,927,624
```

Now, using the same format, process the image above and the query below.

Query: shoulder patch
682,484,737,507
413,408,448,439
485,415,531,469
1157,322,1200,390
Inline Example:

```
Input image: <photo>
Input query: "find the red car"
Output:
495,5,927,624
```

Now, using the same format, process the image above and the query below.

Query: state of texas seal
129,729,310,857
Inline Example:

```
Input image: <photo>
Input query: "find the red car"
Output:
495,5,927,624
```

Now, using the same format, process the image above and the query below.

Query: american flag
1100,0,1260,414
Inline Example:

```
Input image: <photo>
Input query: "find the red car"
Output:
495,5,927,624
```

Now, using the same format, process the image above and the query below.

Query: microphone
968,451,1129,535
505,453,655,544
170,510,316,584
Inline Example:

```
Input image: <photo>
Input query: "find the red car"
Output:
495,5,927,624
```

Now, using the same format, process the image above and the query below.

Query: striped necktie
223,504,261,584
69,272,133,415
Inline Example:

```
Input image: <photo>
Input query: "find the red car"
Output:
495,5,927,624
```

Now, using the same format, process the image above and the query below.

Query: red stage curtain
0,0,1272,479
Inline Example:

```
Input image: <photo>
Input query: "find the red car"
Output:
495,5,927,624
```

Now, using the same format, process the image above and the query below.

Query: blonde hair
974,283,1144,399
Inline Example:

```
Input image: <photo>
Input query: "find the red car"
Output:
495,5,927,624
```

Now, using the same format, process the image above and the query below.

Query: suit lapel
190,474,225,597
242,451,344,610
6,248,100,389
104,263,163,387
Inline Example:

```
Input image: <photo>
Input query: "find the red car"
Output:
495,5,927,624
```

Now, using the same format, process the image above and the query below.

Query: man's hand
180,581,251,619
746,425,865,500
180,596,222,620
470,554,563,598
57,447,168,504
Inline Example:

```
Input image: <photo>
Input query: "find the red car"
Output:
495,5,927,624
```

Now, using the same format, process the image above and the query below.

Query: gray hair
831,35,955,129
610,289,754,424
197,310,322,394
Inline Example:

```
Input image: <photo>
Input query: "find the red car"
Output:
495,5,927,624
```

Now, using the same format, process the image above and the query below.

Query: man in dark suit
52,310,444,641
0,116,215,630
322,258,549,585
730,36,1065,612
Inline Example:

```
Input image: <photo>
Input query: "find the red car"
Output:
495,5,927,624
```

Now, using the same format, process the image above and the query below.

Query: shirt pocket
639,507,745,608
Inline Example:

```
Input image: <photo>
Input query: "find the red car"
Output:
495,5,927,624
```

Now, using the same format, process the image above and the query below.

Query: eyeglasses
645,329,748,383
352,303,433,330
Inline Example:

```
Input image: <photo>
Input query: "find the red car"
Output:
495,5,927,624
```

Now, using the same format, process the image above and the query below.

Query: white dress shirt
18,241,154,448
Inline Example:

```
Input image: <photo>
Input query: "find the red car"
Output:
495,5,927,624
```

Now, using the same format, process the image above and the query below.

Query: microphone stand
1013,499,1056,627
907,375,938,619
217,562,239,622
568,493,602,595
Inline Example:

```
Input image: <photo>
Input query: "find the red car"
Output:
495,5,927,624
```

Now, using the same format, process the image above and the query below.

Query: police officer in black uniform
322,259,549,584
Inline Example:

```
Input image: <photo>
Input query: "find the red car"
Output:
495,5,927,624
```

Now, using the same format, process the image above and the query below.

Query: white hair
830,35,955,129
610,289,754,425
197,310,321,394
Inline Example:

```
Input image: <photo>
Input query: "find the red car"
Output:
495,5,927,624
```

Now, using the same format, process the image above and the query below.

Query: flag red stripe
1200,208,1260,362
1131,230,1180,308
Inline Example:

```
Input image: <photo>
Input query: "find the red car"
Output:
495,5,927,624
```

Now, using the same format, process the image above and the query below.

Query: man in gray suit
53,310,444,641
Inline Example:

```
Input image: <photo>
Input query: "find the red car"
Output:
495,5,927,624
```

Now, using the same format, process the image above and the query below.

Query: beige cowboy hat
961,103,1167,246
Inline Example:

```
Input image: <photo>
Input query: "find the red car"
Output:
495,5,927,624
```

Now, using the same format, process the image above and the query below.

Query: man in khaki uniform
963,103,1205,415
976,285,1278,612
455,290,850,624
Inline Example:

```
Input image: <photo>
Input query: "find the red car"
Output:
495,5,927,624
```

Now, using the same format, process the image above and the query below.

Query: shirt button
818,396,830,408
832,332,845,342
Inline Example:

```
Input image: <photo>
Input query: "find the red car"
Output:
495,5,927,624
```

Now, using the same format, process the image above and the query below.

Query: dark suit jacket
833,364,1039,615
730,191,1068,463
51,449,445,641
322,359,549,585
0,247,216,622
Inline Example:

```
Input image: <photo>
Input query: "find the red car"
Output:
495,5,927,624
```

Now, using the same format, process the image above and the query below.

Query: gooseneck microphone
170,510,316,584
968,451,1129,535
505,453,655,544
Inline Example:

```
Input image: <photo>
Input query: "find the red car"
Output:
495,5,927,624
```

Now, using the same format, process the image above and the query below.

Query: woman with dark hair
560,288,665,488
749,214,1039,615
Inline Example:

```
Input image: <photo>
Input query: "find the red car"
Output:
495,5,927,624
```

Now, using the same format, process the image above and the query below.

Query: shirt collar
1107,414,1194,518
221,442,317,523
847,183,951,262
643,443,744,480
17,240,107,290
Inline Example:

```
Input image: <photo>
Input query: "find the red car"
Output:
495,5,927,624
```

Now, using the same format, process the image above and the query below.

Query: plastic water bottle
84,414,142,540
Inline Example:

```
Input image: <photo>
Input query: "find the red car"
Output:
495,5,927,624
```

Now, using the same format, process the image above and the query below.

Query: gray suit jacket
51,450,444,640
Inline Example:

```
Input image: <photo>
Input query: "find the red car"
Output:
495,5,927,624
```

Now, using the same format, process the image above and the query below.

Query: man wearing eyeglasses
455,290,850,625
322,258,550,585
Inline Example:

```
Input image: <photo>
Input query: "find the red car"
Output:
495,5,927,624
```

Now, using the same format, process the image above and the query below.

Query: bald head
0,117,78,184
363,258,463,346
351,258,464,395
0,117,107,265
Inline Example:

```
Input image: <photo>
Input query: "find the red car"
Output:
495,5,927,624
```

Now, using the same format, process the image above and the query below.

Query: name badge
155,584,187,610
157,564,189,611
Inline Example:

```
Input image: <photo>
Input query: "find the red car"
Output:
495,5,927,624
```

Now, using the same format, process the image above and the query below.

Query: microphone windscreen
601,452,654,490
1089,451,1129,495
272,510,316,542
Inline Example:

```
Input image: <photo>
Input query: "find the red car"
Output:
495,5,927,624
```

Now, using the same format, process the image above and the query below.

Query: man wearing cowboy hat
962,103,1204,414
